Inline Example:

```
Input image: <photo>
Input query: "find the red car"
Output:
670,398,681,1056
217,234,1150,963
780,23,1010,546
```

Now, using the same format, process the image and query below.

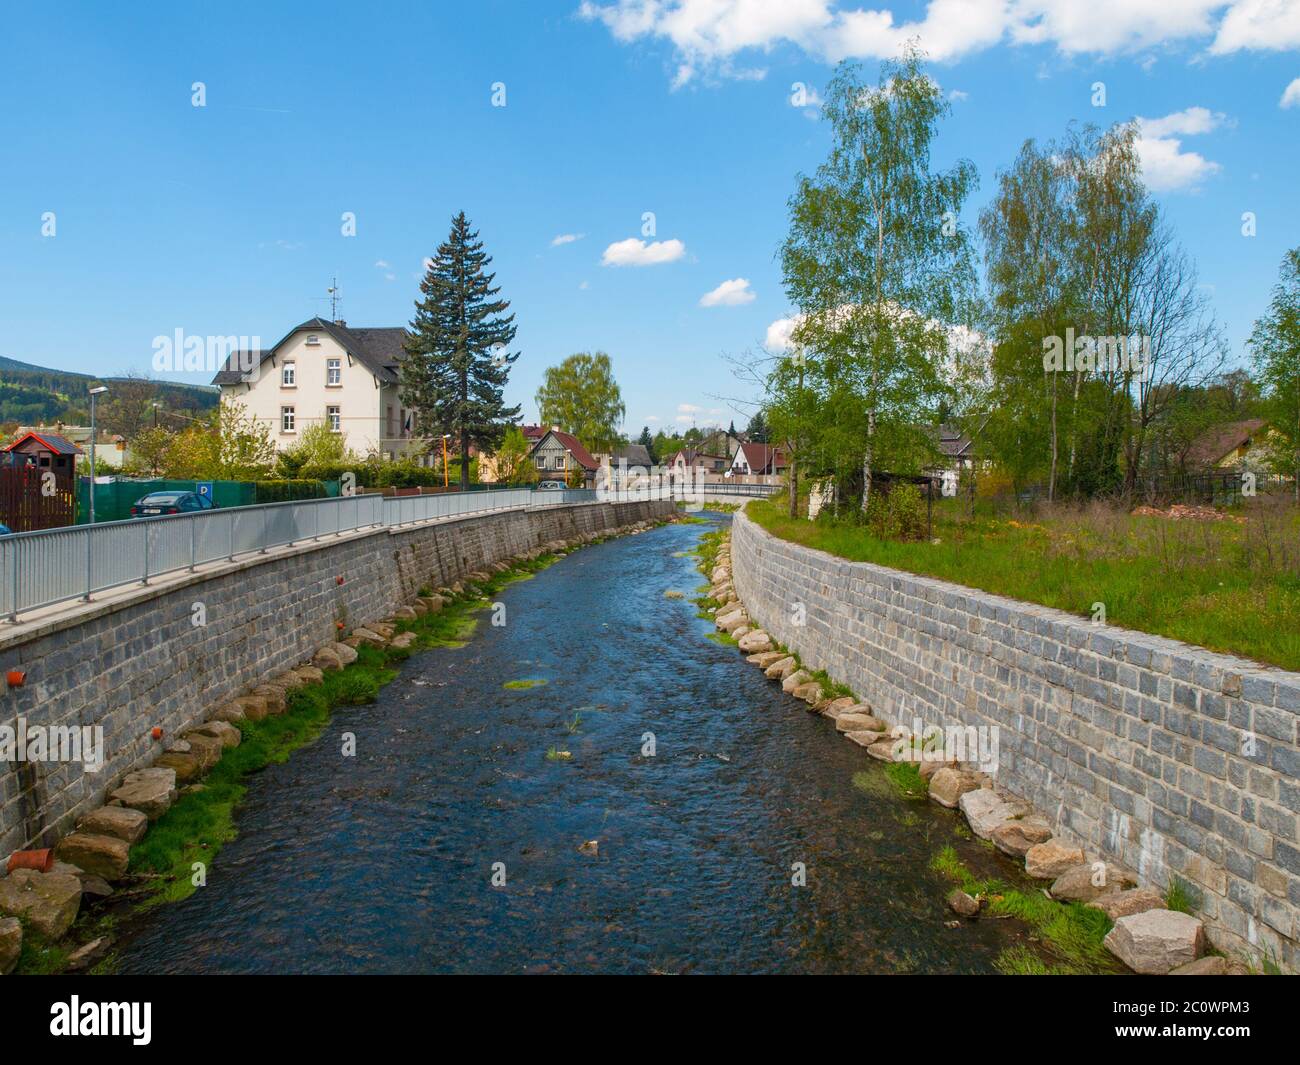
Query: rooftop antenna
327,277,342,322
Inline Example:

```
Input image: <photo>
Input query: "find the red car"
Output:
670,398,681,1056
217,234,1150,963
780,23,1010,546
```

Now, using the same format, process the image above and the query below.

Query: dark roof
613,443,653,467
211,318,408,386
3,431,82,455
935,424,973,459
1186,418,1267,467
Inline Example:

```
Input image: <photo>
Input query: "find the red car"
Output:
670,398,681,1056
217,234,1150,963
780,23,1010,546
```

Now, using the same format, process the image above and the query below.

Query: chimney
334,319,347,327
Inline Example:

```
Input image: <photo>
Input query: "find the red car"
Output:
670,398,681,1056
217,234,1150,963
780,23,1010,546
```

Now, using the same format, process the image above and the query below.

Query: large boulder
765,657,797,681
181,731,225,771
928,768,982,808
0,870,81,939
781,670,813,694
865,739,900,762
1104,910,1205,974
835,712,888,733
109,767,177,820
737,631,773,654
1087,888,1166,921
958,789,1031,840
792,682,823,705
748,651,787,669
331,642,359,666
0,917,20,974
189,721,242,750
294,665,325,684
1050,863,1136,903
233,695,270,722
76,806,148,845
53,833,130,881
155,750,204,785
844,730,889,749
1024,838,1086,880
312,647,344,672
716,609,749,634
251,685,287,714
1169,956,1230,976
991,816,1054,858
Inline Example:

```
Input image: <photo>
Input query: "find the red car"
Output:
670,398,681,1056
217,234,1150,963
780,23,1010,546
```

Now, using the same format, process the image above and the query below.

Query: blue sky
1,1,1297,435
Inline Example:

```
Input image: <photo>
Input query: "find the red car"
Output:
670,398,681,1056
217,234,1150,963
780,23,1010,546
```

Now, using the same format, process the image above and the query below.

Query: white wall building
212,318,426,460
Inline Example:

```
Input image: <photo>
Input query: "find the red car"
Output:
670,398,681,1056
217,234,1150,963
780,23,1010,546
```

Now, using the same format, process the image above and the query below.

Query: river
114,512,1037,974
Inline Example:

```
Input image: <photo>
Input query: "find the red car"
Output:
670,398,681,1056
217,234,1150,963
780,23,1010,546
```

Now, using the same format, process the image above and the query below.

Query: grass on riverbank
930,845,1118,975
22,550,566,975
747,496,1300,671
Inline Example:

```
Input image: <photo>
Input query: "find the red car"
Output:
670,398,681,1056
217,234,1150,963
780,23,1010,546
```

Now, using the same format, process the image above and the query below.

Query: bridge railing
0,486,600,621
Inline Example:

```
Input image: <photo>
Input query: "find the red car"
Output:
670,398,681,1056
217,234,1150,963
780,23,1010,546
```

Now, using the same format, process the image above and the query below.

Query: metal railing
0,486,599,621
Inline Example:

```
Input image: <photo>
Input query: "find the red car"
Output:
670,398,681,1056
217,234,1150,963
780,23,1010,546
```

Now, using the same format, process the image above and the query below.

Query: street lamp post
85,385,108,600
442,434,451,489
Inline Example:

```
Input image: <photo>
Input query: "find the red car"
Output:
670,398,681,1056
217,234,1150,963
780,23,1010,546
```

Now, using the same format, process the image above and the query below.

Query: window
386,405,394,437
281,406,296,433
282,362,295,387
326,358,341,386
327,405,340,432
553,455,565,470
535,456,546,469
306,334,320,346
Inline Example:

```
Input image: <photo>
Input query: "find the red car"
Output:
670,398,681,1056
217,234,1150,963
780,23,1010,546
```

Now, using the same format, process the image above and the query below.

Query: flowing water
115,513,1038,974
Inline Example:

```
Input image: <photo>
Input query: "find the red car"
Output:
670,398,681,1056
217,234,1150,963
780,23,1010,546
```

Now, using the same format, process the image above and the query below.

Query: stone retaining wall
730,509,1300,970
0,500,672,857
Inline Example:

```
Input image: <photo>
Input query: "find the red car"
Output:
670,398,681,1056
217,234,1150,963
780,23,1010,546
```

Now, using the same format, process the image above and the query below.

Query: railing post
10,540,19,622
141,521,150,585
83,526,92,602
190,515,197,572
228,510,235,562
260,506,269,554
312,501,320,542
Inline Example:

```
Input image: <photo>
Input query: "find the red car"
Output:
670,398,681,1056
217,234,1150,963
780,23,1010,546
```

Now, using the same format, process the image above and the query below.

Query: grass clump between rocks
929,845,1118,975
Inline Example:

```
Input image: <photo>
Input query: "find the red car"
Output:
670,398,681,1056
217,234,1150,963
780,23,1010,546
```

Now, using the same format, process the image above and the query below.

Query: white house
212,317,426,460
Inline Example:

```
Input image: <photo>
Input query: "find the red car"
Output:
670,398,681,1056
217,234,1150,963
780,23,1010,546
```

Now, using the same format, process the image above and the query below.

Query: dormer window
305,334,321,347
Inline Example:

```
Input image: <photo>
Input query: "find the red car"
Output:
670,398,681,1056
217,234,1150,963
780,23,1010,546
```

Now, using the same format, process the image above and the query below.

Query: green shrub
865,482,927,541
254,479,328,503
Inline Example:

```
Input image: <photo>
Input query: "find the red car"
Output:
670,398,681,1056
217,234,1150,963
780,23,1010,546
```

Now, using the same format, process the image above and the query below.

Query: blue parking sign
196,481,214,501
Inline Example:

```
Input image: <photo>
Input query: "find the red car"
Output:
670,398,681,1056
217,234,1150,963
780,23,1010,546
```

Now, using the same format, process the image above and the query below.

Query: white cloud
1282,76,1300,108
579,280,591,290
1135,106,1226,191
675,414,694,424
678,402,702,413
551,233,585,246
1211,0,1300,53
699,277,756,306
582,1,1293,84
644,415,661,422
948,88,969,101
374,259,390,269
764,314,799,353
601,237,687,266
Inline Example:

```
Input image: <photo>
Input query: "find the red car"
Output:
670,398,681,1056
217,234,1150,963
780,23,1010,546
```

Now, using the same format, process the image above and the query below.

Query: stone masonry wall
730,509,1300,970
0,499,671,858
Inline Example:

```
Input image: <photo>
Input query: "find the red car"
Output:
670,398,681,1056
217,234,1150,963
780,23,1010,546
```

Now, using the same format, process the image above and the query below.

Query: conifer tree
402,212,520,489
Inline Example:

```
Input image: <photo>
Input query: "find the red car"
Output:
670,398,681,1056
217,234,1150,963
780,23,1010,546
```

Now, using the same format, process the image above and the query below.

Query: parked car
0,523,11,535
536,480,566,491
130,491,216,517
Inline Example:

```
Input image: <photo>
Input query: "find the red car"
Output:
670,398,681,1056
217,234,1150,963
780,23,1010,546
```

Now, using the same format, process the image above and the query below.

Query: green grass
1165,876,1196,915
883,760,928,799
748,496,1300,671
930,845,1118,975
503,678,547,690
